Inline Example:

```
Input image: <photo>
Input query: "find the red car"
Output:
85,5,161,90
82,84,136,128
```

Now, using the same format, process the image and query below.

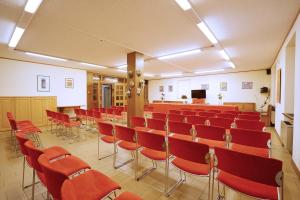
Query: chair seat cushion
217,170,278,200
64,121,81,127
172,158,210,175
118,141,141,151
61,169,121,200
170,134,193,141
101,136,117,144
49,155,91,176
43,146,70,160
115,192,142,200
141,148,166,161
231,143,269,158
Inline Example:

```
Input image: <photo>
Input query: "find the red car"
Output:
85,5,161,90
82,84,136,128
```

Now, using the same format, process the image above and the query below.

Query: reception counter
149,103,238,113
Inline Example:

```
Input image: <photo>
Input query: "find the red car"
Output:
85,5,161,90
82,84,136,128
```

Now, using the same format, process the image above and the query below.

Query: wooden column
87,72,93,109
127,52,144,127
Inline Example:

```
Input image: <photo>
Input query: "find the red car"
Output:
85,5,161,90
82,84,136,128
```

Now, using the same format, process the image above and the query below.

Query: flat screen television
191,90,206,99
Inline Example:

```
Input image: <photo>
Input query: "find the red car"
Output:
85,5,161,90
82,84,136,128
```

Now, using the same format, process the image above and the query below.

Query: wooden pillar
87,72,94,109
127,52,144,127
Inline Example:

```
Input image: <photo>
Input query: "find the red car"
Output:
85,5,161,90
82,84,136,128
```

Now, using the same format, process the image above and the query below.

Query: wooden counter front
149,103,238,113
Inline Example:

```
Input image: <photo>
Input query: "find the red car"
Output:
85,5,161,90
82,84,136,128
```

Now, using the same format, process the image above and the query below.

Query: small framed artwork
168,85,173,92
37,75,50,92
159,85,164,92
65,78,74,89
201,84,209,90
242,82,253,89
220,82,227,91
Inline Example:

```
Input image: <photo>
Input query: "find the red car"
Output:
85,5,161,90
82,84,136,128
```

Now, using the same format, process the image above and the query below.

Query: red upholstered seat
115,192,142,200
169,133,193,141
172,158,210,175
218,170,278,200
198,138,226,148
140,148,166,161
131,116,146,128
147,118,165,131
230,144,269,158
101,135,117,143
43,146,70,160
61,170,121,200
118,141,141,151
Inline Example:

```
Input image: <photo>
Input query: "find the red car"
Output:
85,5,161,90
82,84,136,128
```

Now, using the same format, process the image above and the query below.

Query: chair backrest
195,124,226,141
238,114,260,121
147,118,165,131
113,109,122,116
93,111,102,119
7,112,14,119
87,110,94,117
230,128,271,149
79,109,87,116
168,110,181,115
208,117,233,129
136,130,166,152
168,114,185,122
115,125,136,143
222,111,240,116
214,147,282,187
168,121,193,136
207,110,221,113
8,118,18,131
24,140,44,172
242,111,260,116
107,108,114,114
152,112,167,120
198,112,216,118
61,113,71,124
100,108,106,113
216,113,236,120
16,132,29,156
38,154,68,199
235,119,265,131
131,116,146,128
186,115,207,125
181,110,196,115
97,122,114,136
74,108,80,115
168,137,209,164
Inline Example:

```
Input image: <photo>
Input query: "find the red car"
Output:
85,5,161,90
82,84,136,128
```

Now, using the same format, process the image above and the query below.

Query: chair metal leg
136,159,157,181
31,169,35,200
97,138,116,160
22,156,25,189
165,170,186,197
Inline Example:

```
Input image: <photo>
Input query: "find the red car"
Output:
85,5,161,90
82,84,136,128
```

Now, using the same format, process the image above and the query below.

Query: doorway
102,84,112,108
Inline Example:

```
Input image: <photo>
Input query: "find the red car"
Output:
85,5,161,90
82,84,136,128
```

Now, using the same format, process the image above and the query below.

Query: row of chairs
16,131,141,200
96,120,283,200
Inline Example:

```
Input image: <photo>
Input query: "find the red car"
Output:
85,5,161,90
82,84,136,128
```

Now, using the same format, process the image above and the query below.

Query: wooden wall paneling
42,96,57,125
15,97,31,121
0,97,15,131
31,97,45,126
87,72,94,109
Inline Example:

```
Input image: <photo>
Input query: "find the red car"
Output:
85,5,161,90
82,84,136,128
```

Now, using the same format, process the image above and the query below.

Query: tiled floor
0,125,300,200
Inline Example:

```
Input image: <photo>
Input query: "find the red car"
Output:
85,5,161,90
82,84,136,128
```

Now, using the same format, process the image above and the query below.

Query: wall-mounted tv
191,90,206,99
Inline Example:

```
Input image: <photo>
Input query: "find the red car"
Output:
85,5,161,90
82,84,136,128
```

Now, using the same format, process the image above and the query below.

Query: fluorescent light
144,73,155,77
8,27,25,48
25,0,43,13
104,77,118,83
25,52,67,61
197,22,218,44
195,69,224,74
219,50,230,61
158,49,201,60
80,62,106,68
118,64,127,69
117,69,127,73
174,0,191,11
228,61,236,68
93,77,100,81
160,72,183,77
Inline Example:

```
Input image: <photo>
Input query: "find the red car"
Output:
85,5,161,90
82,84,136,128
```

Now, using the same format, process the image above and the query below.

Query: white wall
0,58,87,107
272,13,300,170
148,70,271,111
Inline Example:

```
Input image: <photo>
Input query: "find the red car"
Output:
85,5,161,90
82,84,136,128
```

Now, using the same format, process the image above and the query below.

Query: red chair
186,115,207,125
146,118,165,131
135,130,168,188
229,128,271,157
114,125,140,169
168,121,193,140
131,116,146,128
216,113,236,120
168,114,185,122
235,119,265,131
152,112,167,120
113,108,123,123
207,110,221,113
181,110,196,115
38,154,91,200
168,110,181,115
97,122,117,160
107,108,115,121
61,170,121,200
222,110,240,116
194,125,227,148
242,111,260,116
61,113,81,141
198,112,216,118
238,114,261,121
213,147,283,200
86,110,95,128
166,137,211,198
93,110,102,123
115,192,142,200
208,117,233,129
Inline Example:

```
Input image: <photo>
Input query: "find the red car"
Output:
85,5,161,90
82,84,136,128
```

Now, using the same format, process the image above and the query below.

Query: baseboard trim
291,159,300,179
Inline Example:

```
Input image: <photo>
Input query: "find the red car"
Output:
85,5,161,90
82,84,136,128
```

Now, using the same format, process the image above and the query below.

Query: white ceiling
0,0,299,79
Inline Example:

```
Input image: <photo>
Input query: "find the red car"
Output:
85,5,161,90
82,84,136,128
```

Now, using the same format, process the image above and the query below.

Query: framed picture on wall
37,75,50,92
159,85,164,92
220,82,227,91
168,85,173,92
242,82,253,89
65,78,74,88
